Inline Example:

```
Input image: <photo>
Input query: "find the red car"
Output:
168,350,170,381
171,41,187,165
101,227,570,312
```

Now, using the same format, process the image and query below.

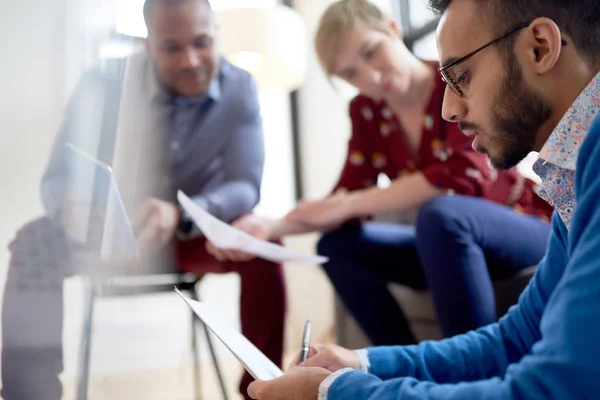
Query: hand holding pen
299,319,312,363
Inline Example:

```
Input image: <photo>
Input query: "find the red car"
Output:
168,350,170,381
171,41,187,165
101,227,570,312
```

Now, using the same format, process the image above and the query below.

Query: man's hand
134,198,180,252
288,343,361,372
247,367,331,400
286,190,358,231
206,214,277,262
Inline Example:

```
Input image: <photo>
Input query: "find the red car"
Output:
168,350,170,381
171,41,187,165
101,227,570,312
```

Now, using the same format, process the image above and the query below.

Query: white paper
175,288,284,381
177,191,328,264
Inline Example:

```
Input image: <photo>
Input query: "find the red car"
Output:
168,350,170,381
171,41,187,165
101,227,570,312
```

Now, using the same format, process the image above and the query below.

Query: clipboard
174,287,284,381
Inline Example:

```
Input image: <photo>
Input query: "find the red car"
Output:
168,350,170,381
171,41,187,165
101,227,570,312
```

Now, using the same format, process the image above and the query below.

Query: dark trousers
318,195,551,345
1,217,286,400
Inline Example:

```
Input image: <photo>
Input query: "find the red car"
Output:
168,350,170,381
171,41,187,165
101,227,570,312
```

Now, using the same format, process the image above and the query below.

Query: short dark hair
428,0,600,66
143,0,211,34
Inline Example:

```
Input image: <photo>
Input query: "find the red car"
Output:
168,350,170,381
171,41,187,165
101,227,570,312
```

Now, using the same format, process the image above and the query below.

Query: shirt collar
537,71,600,170
532,70,600,229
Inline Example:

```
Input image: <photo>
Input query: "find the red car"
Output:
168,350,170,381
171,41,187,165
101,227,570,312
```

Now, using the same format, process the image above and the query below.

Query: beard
486,50,553,170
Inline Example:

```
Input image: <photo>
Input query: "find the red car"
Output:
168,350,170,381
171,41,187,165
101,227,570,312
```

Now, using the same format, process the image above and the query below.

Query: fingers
132,200,156,239
247,379,265,399
287,345,317,370
299,351,330,369
205,241,222,260
157,225,176,248
228,249,255,262
137,214,160,247
137,214,173,250
135,199,180,250
206,241,232,262
296,344,326,368
133,199,155,227
220,249,255,262
205,241,255,263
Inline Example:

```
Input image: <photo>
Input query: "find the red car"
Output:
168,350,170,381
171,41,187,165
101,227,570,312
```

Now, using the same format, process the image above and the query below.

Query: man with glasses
1,1,285,399
244,0,600,399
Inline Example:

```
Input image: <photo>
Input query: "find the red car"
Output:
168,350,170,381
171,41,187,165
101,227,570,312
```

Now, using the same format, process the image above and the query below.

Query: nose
180,47,201,68
441,85,467,122
369,69,382,86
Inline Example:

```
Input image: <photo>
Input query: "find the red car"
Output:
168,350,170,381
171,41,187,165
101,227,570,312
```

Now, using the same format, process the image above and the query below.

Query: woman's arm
286,172,443,230
345,172,443,218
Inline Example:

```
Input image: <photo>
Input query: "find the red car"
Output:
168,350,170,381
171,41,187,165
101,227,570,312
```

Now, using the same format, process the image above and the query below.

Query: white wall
0,0,71,381
294,0,355,199
0,0,70,282
0,0,105,269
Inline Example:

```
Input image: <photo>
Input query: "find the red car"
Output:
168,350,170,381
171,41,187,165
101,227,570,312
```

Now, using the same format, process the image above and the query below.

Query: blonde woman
208,0,552,344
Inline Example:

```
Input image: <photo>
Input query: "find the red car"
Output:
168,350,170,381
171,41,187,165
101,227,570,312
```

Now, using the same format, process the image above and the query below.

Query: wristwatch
177,204,194,238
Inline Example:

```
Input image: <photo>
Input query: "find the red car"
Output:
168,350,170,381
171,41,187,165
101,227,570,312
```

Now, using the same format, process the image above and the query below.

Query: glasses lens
440,70,462,97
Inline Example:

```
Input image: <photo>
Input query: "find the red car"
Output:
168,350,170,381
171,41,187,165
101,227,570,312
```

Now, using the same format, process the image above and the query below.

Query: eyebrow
159,39,180,48
358,40,372,54
334,40,371,76
337,67,355,78
441,56,460,68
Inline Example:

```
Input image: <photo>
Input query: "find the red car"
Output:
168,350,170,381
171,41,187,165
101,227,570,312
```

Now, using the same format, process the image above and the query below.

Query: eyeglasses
438,22,532,98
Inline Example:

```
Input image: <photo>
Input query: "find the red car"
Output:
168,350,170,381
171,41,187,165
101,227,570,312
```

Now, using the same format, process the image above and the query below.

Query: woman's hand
286,190,358,231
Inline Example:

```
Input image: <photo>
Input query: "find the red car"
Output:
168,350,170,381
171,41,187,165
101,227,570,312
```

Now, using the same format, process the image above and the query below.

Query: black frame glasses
439,22,532,97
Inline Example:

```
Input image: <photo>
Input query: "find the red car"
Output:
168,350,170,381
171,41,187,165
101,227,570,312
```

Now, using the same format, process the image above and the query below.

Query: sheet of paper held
177,190,329,265
174,288,284,380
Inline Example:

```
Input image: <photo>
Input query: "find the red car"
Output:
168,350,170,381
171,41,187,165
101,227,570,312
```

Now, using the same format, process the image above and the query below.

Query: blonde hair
315,0,391,78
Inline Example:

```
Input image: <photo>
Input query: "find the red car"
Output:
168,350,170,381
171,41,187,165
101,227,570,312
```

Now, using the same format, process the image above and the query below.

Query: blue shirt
320,117,600,399
41,52,264,228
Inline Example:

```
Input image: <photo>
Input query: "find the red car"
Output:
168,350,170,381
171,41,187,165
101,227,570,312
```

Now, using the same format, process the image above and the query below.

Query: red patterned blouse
333,71,553,220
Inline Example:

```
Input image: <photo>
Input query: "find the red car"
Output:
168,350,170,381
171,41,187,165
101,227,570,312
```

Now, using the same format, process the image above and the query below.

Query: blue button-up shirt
41,52,264,230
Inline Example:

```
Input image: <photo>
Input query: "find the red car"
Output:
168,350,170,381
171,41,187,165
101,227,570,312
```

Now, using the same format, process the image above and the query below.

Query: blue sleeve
326,116,600,399
40,67,107,223
191,76,264,223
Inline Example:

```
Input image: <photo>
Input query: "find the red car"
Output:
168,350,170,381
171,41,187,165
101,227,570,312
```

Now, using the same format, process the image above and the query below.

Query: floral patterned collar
533,71,600,229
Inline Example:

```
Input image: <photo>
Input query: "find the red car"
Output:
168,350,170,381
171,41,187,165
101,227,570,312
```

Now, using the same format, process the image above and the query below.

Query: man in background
1,1,285,399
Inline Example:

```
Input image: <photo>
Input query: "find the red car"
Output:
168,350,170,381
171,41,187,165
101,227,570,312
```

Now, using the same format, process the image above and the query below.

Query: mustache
180,68,207,77
458,121,482,133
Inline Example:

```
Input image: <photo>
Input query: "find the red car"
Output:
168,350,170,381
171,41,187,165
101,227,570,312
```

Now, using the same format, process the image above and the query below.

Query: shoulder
220,57,256,92
71,56,133,100
219,57,259,109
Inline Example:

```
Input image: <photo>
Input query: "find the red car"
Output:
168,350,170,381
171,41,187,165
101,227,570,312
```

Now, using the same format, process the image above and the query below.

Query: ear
522,17,563,74
388,18,404,40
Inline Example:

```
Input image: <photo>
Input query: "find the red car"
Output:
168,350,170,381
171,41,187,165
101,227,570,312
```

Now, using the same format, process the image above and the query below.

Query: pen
299,319,312,363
